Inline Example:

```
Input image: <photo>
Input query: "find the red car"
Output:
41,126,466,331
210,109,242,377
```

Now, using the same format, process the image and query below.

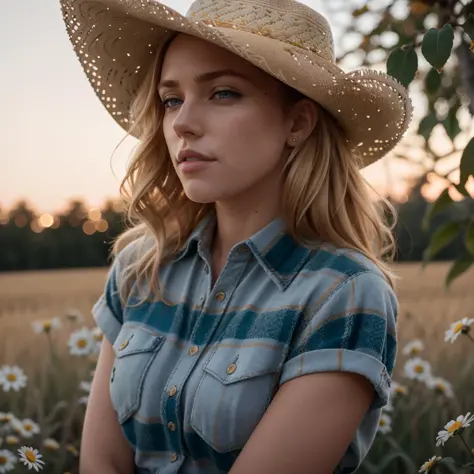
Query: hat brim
60,0,413,167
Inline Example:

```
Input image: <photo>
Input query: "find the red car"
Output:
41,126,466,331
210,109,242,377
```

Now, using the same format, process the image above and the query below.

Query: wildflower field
0,263,473,474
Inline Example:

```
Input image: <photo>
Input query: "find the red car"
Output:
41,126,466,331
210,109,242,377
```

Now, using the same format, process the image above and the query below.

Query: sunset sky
1,0,433,214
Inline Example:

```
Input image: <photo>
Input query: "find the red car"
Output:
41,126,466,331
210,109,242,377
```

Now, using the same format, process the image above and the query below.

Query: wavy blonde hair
112,35,398,305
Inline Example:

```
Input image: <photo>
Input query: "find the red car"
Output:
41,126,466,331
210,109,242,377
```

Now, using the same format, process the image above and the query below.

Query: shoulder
302,243,397,311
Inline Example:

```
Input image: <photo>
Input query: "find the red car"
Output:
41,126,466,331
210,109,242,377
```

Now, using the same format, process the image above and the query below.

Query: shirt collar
173,211,314,290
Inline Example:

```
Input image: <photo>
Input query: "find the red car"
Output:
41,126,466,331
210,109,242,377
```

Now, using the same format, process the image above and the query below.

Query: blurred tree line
0,181,473,272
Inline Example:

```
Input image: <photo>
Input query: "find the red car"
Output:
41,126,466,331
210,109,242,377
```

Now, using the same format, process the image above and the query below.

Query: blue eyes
160,90,241,109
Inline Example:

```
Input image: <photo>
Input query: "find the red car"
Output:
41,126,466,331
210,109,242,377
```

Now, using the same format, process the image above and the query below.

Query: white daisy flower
0,366,27,392
17,446,45,472
4,436,19,446
78,380,92,405
404,357,432,382
0,414,16,437
402,339,424,357
377,413,392,434
68,327,95,356
31,317,60,334
436,412,474,446
43,438,59,451
419,455,442,473
66,444,79,457
426,377,454,398
444,318,474,343
390,381,408,397
0,449,17,472
10,419,40,439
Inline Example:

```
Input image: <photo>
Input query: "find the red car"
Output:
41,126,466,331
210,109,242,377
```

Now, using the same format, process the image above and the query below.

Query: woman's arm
79,339,134,474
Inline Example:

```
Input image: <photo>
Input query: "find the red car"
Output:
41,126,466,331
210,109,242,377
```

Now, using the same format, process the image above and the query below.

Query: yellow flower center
414,365,424,373
77,339,88,348
25,450,37,462
396,387,407,395
94,334,104,342
454,322,464,334
380,419,386,426
0,455,7,465
436,383,445,391
43,321,52,331
7,373,17,382
448,421,462,433
412,348,421,355
24,424,32,431
6,436,18,444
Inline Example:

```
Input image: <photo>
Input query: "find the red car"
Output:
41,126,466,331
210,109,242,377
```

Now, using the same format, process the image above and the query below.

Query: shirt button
168,422,176,431
188,345,199,356
215,291,226,301
226,363,237,375
171,453,178,462
168,385,177,397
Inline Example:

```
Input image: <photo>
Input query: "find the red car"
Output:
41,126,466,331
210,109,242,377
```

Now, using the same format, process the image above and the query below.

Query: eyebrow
157,69,253,91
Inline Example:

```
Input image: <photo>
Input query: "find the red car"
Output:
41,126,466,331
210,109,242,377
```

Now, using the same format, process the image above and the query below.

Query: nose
172,99,203,139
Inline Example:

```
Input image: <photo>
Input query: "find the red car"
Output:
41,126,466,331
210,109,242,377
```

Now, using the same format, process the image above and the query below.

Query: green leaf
418,113,438,141
387,45,418,87
442,106,461,141
461,13,474,41
446,254,474,289
352,5,369,17
465,221,474,255
423,221,460,262
421,24,454,72
460,136,474,186
425,68,443,95
422,188,453,230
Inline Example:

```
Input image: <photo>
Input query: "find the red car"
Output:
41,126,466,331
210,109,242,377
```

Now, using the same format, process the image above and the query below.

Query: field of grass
0,262,473,473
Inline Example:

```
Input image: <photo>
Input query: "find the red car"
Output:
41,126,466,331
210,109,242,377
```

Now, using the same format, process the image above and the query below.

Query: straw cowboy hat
59,0,413,167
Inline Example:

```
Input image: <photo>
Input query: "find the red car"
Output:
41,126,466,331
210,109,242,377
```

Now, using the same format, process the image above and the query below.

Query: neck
211,193,282,264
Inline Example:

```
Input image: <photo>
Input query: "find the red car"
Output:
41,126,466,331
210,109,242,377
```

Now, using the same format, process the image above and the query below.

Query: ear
286,99,319,147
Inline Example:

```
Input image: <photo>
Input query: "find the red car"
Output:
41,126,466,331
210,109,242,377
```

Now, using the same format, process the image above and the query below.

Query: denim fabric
92,211,397,474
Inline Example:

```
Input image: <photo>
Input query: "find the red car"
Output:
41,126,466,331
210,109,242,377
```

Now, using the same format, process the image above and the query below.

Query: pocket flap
113,325,164,358
204,344,284,385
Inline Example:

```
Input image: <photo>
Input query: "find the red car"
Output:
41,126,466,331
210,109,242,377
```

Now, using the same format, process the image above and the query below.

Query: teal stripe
183,431,240,471
306,249,366,277
294,313,387,356
124,302,298,344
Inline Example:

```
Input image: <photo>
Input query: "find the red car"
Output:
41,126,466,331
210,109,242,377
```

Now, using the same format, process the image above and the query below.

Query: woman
59,0,413,472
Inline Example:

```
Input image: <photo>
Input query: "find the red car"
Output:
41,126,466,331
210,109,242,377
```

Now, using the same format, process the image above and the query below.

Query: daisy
390,381,408,398
78,380,91,405
31,317,60,334
11,419,40,439
377,413,392,434
66,444,79,457
402,339,424,357
0,414,16,437
404,357,432,382
419,456,442,473
4,436,19,446
43,438,59,451
0,366,27,392
444,318,474,343
426,377,454,398
0,449,17,473
17,446,45,472
68,328,95,356
436,412,474,446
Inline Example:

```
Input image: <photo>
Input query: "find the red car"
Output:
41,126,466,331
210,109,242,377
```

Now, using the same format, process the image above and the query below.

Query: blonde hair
112,35,398,305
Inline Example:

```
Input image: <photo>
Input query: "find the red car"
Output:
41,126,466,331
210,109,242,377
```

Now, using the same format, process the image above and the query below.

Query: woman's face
159,33,296,206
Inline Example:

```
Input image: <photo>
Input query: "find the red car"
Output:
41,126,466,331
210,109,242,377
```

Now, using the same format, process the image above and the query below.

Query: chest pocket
110,324,165,424
190,343,285,453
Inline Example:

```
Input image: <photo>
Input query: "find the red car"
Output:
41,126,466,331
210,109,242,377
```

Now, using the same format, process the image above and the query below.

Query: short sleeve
279,271,398,411
92,256,124,345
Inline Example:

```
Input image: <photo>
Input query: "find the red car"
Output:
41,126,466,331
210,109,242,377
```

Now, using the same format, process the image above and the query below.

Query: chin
183,185,238,204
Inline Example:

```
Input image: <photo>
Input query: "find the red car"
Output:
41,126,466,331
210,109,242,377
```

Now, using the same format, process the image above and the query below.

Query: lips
178,149,214,163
